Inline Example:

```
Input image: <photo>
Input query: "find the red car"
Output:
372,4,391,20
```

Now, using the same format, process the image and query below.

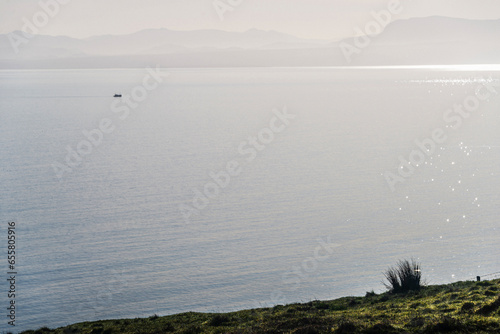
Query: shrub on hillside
384,259,423,293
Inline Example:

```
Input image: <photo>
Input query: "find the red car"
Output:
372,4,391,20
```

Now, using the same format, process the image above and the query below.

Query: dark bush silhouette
209,314,230,326
334,318,359,333
476,295,500,315
423,316,462,333
384,259,423,293
460,302,475,313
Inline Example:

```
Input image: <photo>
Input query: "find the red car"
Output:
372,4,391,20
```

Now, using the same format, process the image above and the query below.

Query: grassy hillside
21,279,500,334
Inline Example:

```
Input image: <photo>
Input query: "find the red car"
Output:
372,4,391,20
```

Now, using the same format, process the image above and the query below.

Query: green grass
21,279,500,334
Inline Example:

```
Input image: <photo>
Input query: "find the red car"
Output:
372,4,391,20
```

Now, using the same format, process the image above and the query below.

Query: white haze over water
1,67,500,331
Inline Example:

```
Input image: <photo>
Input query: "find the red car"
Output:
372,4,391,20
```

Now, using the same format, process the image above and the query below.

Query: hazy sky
1,0,499,40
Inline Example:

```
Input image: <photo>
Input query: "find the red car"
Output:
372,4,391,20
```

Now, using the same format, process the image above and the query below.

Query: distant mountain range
1,16,499,68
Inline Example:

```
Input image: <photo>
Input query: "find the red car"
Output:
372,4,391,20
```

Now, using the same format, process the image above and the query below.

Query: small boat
114,94,122,98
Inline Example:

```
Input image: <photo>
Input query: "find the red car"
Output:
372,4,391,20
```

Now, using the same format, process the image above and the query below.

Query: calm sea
1,67,500,332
